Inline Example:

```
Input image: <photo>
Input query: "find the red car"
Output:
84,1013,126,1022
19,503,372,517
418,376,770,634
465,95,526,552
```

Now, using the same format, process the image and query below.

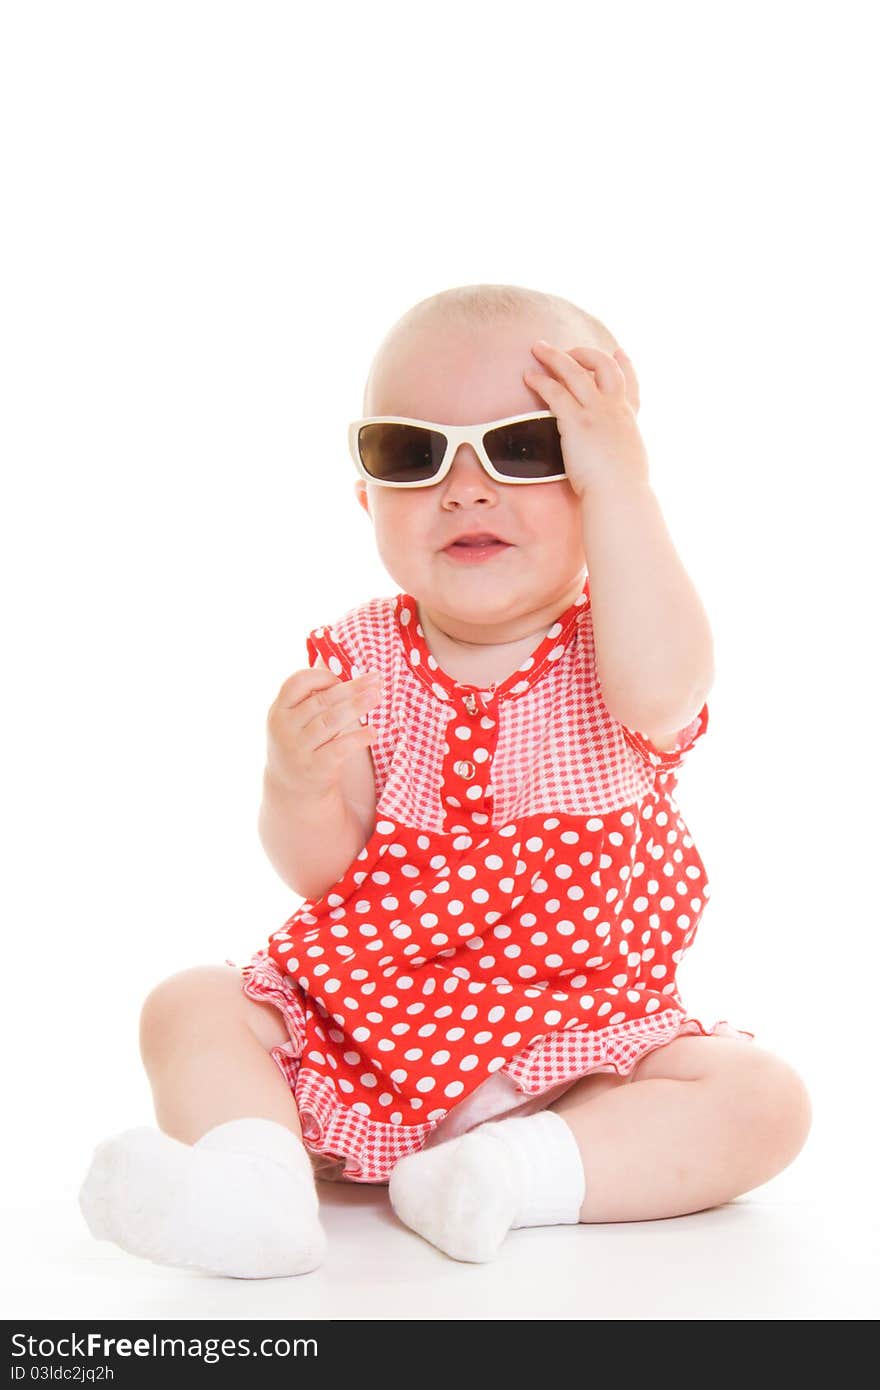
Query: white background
2,0,878,1319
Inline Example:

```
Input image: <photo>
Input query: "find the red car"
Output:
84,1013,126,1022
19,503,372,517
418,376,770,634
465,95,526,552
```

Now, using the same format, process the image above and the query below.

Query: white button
463,693,478,715
453,759,476,779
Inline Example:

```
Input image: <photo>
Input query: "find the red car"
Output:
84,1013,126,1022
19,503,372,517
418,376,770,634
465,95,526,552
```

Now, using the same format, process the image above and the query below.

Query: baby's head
353,283,621,641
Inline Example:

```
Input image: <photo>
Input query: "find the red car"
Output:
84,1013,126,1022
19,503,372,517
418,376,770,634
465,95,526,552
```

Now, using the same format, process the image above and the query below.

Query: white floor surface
4,1159,878,1322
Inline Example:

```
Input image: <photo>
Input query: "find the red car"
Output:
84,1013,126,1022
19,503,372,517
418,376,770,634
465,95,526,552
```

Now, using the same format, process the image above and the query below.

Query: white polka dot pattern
235,574,753,1184
232,951,751,1184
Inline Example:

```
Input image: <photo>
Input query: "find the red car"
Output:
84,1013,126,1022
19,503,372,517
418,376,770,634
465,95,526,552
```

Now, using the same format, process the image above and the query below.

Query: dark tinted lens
484,417,565,479
358,423,446,483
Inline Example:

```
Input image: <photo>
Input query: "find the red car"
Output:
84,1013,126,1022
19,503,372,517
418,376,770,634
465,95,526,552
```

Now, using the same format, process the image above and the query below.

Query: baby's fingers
613,347,640,413
303,676,381,747
272,666,343,711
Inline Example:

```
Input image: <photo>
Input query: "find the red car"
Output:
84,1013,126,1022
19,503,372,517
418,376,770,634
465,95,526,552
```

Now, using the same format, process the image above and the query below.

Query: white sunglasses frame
347,411,567,488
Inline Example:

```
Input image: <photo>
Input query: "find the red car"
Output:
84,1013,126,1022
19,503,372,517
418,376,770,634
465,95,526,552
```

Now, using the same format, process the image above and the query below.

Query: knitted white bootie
79,1117,327,1279
389,1109,585,1263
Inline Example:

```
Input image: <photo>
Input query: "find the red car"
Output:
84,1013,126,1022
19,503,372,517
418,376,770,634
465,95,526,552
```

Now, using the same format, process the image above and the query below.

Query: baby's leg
139,964,304,1143
550,1035,813,1222
79,965,326,1279
389,1039,812,1263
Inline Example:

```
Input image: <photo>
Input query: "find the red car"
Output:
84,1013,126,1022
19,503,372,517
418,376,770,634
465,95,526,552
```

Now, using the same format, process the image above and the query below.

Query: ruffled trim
234,950,307,1046
502,1004,754,1095
226,952,754,1185
619,700,709,772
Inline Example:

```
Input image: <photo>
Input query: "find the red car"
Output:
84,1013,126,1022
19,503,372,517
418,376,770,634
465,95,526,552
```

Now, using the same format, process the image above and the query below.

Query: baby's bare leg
549,1035,813,1222
78,963,326,1279
138,965,304,1144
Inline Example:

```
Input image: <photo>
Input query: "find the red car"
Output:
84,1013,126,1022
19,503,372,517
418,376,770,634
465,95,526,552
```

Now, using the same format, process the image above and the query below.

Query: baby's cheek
372,495,427,543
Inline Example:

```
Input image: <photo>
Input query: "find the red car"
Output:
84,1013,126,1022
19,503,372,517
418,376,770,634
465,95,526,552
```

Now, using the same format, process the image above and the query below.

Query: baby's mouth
441,533,514,564
446,539,509,551
442,530,512,553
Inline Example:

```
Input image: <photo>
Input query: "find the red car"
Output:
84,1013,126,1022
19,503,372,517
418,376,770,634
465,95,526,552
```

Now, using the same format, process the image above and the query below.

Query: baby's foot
79,1117,327,1278
388,1111,585,1263
389,1128,521,1263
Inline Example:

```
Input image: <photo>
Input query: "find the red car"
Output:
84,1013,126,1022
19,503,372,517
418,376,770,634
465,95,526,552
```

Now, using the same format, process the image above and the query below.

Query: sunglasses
347,411,567,488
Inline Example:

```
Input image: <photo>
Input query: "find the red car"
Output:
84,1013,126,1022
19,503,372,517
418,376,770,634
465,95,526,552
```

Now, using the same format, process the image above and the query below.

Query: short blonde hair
363,282,619,413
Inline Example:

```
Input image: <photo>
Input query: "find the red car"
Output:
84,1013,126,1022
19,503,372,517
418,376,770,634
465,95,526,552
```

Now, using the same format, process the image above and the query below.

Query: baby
79,283,812,1278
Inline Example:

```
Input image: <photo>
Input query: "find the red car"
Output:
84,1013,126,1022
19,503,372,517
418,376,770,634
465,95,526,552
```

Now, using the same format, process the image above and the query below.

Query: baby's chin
379,540,582,612
417,560,567,619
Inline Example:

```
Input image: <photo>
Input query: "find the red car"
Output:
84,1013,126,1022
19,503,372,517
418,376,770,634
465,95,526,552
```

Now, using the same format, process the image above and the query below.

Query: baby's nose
448,443,486,474
443,448,494,494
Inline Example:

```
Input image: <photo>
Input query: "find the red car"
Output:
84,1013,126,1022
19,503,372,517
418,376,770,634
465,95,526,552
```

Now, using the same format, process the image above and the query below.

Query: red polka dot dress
231,574,754,1184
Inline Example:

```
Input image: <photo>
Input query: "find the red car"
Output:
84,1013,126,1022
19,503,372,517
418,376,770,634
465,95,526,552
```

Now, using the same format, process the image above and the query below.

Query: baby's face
355,314,592,635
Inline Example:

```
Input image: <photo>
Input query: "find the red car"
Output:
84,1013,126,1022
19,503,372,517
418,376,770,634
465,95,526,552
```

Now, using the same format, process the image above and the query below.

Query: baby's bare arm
259,772,371,901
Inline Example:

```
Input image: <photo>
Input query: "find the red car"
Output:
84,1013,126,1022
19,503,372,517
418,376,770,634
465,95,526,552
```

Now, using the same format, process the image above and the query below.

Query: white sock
388,1109,585,1263
79,1117,327,1279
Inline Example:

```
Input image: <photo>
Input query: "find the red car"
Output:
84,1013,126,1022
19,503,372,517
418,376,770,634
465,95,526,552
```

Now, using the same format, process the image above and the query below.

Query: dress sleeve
618,700,709,773
305,623,365,680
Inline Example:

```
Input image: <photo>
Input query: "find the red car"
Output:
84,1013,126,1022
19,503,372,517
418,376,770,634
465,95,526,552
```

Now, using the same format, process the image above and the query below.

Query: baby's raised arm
258,661,381,901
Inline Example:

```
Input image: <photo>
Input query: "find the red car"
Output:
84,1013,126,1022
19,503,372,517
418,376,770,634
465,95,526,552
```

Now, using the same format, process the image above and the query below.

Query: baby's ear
355,480,371,516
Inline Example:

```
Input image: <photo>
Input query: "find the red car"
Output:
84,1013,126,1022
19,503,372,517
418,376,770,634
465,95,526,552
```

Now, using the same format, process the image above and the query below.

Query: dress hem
227,951,755,1186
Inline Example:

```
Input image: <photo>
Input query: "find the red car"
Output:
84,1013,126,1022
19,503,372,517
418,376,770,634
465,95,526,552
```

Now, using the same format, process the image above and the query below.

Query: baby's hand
523,341,649,496
265,667,382,801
